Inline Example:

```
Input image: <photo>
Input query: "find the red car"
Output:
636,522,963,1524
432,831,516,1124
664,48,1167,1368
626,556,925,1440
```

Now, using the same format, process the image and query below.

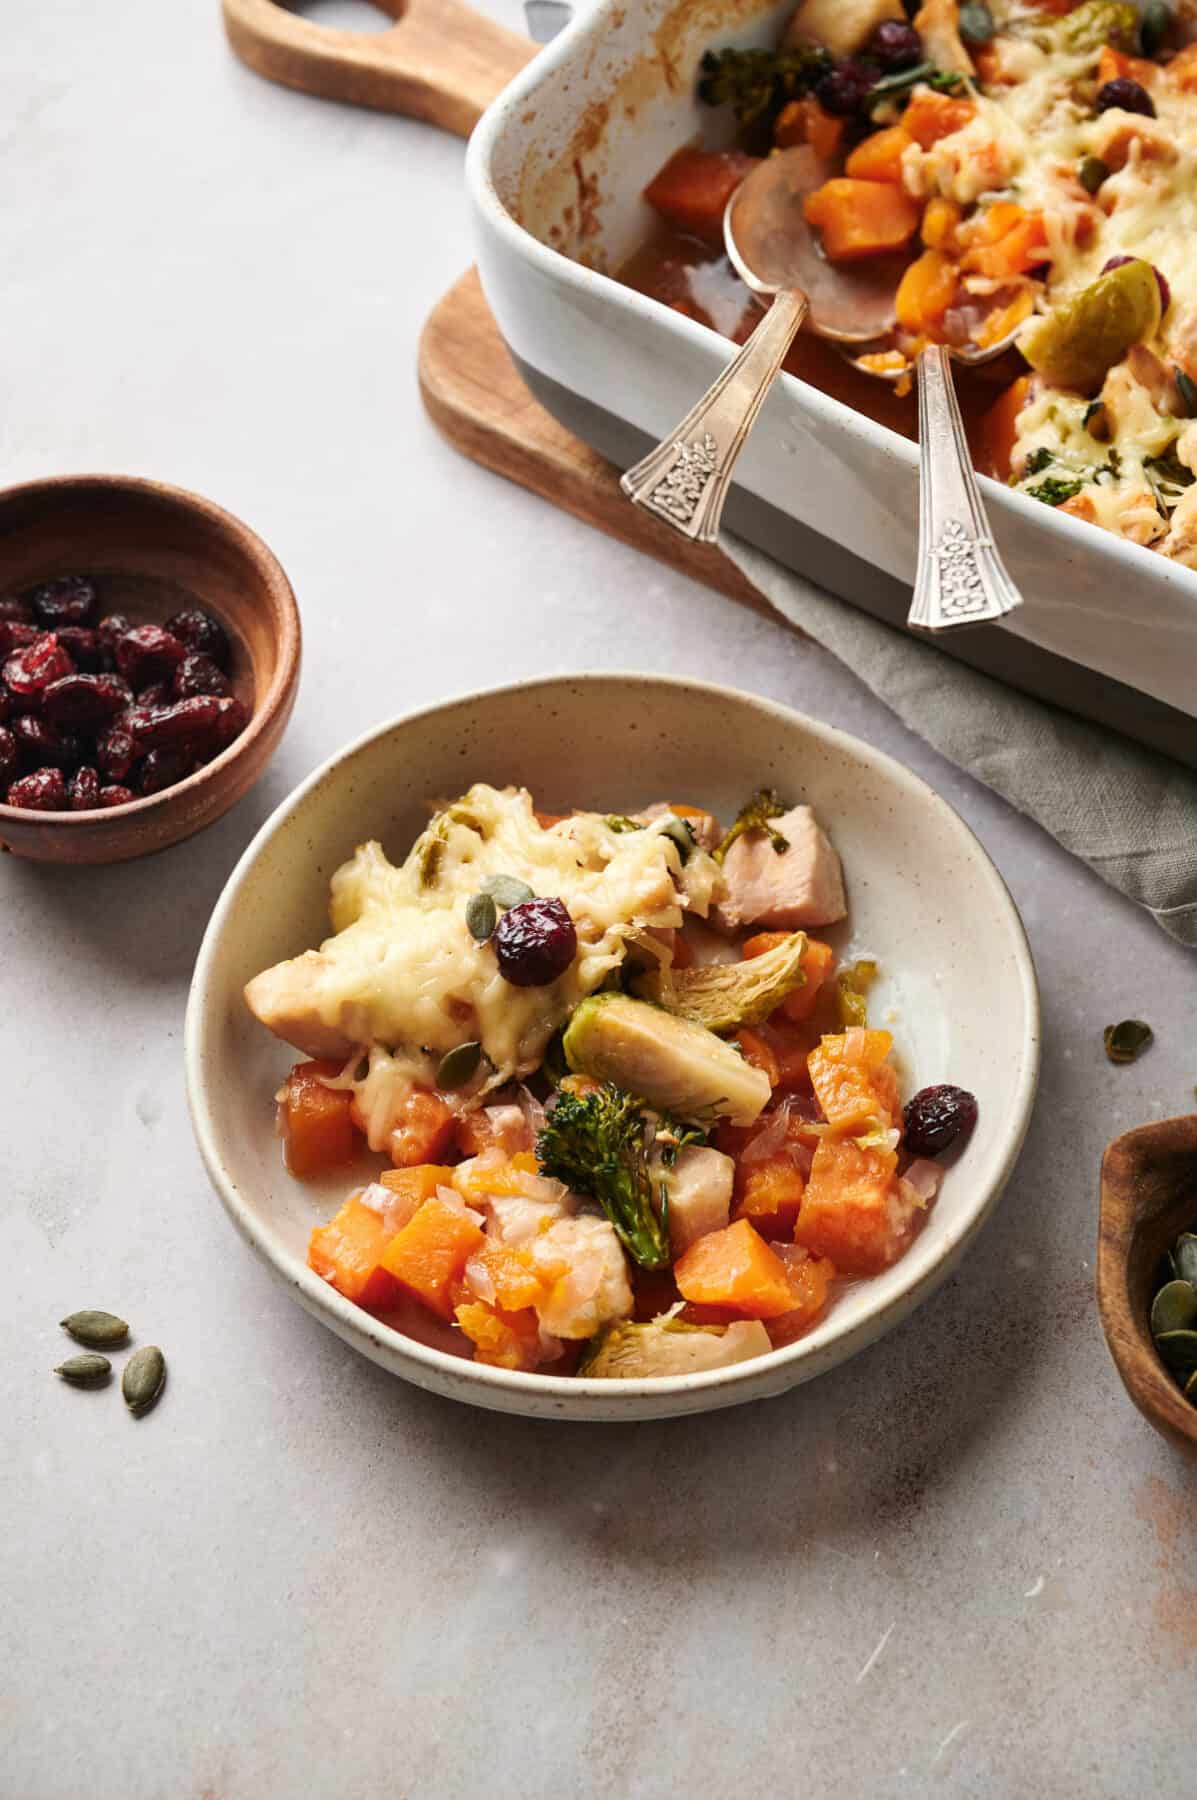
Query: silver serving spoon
621,146,897,547
621,145,1023,633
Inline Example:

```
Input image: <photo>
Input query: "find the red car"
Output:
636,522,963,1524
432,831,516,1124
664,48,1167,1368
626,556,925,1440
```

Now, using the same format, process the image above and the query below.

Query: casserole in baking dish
467,0,1197,765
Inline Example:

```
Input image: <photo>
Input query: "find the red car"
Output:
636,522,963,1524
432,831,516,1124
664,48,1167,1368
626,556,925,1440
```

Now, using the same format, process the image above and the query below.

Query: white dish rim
465,0,1197,612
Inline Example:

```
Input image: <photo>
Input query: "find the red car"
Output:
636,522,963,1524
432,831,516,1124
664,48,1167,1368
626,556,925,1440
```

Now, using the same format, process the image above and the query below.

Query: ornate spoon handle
907,342,1023,633
620,288,809,544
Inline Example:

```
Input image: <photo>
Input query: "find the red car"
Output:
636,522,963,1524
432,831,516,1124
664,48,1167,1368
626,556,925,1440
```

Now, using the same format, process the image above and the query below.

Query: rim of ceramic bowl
0,472,301,827
185,672,1041,1410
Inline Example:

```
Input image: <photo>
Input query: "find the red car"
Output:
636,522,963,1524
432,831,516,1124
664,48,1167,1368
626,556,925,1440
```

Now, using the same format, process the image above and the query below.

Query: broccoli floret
536,1083,701,1269
713,788,789,864
697,46,831,128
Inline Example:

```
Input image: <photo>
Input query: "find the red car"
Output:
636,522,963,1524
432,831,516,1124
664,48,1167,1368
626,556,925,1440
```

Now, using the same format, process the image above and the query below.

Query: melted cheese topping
900,4,1197,548
255,786,719,1119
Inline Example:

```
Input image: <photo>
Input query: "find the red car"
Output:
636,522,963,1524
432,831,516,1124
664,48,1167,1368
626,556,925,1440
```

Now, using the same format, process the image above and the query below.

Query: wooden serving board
221,0,532,136
419,269,773,620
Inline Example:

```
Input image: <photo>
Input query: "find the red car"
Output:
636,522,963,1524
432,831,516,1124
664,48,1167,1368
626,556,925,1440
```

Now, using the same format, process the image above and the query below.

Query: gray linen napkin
723,533,1197,949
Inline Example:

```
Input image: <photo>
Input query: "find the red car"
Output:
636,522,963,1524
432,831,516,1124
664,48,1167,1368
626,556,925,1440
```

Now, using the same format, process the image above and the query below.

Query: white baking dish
467,0,1197,766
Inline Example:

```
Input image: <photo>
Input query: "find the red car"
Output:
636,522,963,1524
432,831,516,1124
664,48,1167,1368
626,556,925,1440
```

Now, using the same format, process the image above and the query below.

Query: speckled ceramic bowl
185,674,1040,1420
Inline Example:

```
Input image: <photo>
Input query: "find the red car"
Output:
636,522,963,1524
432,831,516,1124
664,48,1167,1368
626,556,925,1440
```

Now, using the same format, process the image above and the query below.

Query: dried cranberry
493,897,577,987
815,58,875,117
172,652,231,699
3,631,75,698
114,624,186,687
42,672,130,731
166,606,230,668
210,694,249,751
1101,253,1170,314
30,575,97,628
0,620,39,660
6,765,66,811
0,725,17,789
95,726,137,782
135,748,192,795
98,783,136,808
903,1085,978,1157
0,683,14,725
1096,77,1155,118
869,19,922,69
135,681,172,709
68,765,102,811
97,612,131,656
55,626,107,672
125,695,225,754
13,714,83,769
0,597,33,625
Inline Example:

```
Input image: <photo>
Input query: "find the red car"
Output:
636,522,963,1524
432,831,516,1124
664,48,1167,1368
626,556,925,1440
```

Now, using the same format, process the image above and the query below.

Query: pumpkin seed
479,874,534,910
1154,1329,1197,1373
1185,1367,1197,1400
958,2,994,45
122,1345,166,1416
466,892,498,942
1178,368,1197,420
60,1309,129,1348
1140,0,1171,57
1151,1279,1197,1338
1103,1019,1153,1064
437,1041,482,1091
1077,154,1109,197
1174,1234,1197,1287
54,1353,112,1386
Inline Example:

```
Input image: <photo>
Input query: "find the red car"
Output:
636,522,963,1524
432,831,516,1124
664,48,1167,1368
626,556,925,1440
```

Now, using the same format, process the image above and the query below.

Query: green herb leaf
1175,367,1197,418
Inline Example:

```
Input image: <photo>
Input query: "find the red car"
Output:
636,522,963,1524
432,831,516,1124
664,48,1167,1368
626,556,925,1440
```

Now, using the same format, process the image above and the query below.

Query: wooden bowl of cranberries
0,474,300,863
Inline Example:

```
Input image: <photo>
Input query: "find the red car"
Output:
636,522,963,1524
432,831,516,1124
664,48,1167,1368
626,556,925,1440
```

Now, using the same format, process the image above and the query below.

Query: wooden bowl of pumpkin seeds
1098,1115,1197,1455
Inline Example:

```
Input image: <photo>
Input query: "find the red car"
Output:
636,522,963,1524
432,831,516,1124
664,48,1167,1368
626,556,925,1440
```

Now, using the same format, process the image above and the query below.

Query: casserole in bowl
467,0,1197,766
185,674,1039,1420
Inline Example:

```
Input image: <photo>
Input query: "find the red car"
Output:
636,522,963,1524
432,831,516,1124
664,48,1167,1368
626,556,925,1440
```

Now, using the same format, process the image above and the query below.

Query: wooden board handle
221,0,535,137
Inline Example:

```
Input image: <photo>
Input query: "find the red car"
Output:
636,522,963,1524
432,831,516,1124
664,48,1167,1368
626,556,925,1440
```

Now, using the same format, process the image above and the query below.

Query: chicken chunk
661,1145,734,1257
913,0,975,76
784,0,903,59
1159,484,1197,567
244,952,358,1060
527,1215,633,1339
713,806,846,934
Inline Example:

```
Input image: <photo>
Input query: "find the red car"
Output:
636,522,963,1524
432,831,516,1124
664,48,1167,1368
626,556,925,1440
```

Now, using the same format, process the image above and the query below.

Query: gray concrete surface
4,3,1195,1796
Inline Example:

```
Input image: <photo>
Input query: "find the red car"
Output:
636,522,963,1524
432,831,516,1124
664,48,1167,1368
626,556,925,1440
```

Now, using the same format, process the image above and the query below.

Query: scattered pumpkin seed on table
54,1353,112,1387
122,1345,166,1416
60,1309,129,1348
1103,1020,1153,1064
